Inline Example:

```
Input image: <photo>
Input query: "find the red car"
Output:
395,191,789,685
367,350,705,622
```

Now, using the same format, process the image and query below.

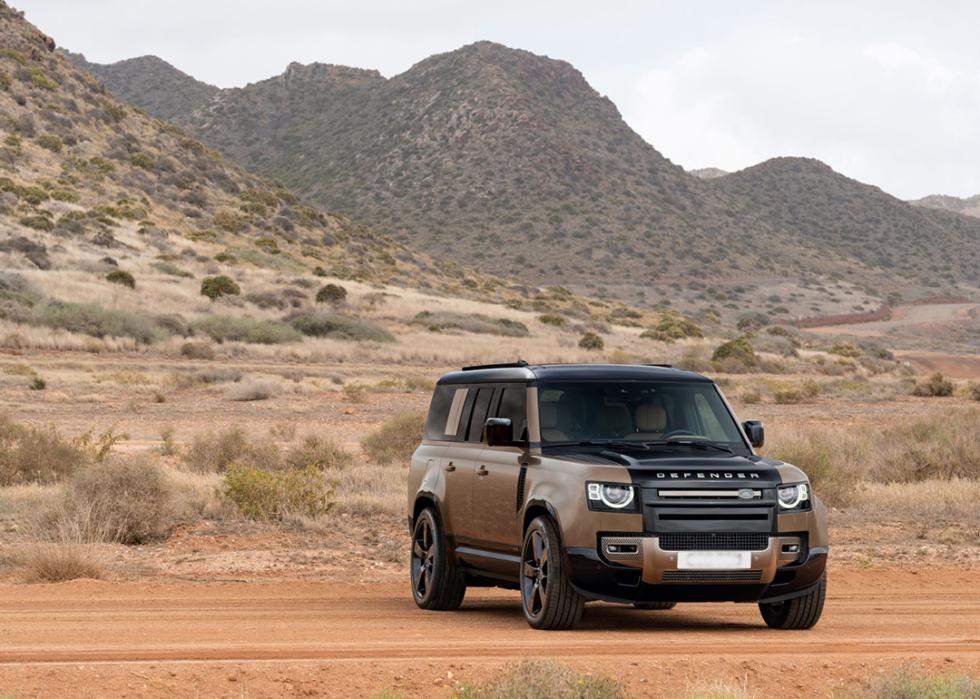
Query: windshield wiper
643,439,734,454
546,439,650,451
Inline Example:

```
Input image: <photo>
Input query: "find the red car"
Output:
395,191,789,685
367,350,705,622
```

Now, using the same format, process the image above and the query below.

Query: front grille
659,532,769,551
662,570,763,583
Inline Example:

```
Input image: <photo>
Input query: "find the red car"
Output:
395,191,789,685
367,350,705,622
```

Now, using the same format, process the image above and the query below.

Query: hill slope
911,193,980,219
70,42,980,309
62,51,219,121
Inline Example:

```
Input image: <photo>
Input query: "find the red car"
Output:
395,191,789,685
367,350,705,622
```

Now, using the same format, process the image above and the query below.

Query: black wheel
410,508,466,610
521,515,584,630
759,575,826,629
634,601,677,610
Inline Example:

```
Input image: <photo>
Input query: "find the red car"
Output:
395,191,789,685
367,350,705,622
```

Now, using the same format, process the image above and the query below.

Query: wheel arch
522,498,563,539
412,491,444,527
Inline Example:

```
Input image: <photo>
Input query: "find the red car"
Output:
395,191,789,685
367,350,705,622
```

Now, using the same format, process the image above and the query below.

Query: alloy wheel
411,515,434,599
522,527,550,618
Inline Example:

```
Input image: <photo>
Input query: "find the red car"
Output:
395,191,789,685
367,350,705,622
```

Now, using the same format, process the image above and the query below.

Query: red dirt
1,567,977,697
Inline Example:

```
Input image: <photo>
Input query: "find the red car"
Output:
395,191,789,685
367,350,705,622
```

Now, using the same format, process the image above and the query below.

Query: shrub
29,375,45,390
179,341,215,360
711,336,758,371
152,261,193,278
773,380,821,404
19,214,53,231
105,269,135,289
457,660,626,699
18,542,105,582
213,210,245,233
912,372,954,397
766,427,864,507
129,152,155,170
970,383,980,401
28,68,58,91
361,412,425,465
57,457,179,544
538,314,566,327
342,383,368,403
193,315,303,344
0,416,119,485
578,331,604,351
741,389,762,404
283,436,353,471
37,134,63,153
226,380,276,401
872,410,980,482
33,301,168,344
200,275,241,301
315,283,348,305
864,667,980,699
640,314,703,343
830,341,862,358
223,465,333,520
183,427,279,473
287,312,394,343
411,311,529,338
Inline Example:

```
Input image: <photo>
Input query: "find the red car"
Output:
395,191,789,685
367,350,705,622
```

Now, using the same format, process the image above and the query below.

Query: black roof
436,363,713,385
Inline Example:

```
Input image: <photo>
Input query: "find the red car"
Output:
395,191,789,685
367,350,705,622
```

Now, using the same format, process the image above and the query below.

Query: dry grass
857,666,980,699
17,540,106,582
683,680,757,699
0,415,120,485
456,660,626,699
226,379,276,401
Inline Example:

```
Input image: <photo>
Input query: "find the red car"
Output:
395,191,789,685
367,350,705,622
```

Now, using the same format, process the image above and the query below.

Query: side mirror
484,417,513,447
742,420,764,448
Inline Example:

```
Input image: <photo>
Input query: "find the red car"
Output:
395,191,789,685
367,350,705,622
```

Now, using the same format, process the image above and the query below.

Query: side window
425,385,468,440
495,386,528,441
465,387,495,442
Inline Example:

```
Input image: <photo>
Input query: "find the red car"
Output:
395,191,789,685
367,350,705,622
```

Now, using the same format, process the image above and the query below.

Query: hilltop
911,192,980,219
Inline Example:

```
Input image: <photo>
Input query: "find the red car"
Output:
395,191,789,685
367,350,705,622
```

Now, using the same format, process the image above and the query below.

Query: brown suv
407,362,827,630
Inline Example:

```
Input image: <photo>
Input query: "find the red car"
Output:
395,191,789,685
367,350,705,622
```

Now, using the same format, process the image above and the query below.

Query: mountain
0,2,491,297
62,51,218,121
67,42,980,309
689,167,728,179
911,193,980,219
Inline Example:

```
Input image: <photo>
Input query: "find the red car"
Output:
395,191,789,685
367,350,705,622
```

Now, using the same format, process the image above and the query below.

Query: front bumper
566,534,827,603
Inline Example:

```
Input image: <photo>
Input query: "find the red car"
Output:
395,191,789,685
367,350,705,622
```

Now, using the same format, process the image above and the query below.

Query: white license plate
677,550,752,570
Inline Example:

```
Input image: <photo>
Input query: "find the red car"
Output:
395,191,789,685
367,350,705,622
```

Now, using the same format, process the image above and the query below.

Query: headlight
587,482,638,512
777,482,810,510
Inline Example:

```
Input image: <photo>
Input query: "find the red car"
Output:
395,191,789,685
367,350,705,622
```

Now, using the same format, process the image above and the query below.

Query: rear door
470,385,527,556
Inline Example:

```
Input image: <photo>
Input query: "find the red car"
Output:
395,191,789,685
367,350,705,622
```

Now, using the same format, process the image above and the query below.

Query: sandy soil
896,351,980,380
808,302,979,338
0,567,977,698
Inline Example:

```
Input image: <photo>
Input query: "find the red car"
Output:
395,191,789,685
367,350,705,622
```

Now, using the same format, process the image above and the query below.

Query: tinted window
465,387,495,442
495,387,527,441
424,385,456,440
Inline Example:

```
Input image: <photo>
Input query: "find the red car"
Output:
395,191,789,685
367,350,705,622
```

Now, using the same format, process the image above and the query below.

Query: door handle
444,461,456,472
477,465,489,477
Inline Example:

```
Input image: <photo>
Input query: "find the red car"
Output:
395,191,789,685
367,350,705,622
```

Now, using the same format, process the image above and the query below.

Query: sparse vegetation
0,416,119,486
105,269,136,289
361,412,425,465
193,315,303,345
456,660,626,699
226,380,276,402
287,312,394,343
641,314,703,343
912,372,954,397
578,331,604,351
315,283,348,305
411,310,529,337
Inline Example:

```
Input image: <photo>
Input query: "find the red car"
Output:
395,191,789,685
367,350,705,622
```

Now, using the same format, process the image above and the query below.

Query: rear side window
425,385,463,440
465,387,495,442
495,386,528,441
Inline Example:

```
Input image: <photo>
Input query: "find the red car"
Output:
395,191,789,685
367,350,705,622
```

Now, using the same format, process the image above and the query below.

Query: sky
15,0,980,200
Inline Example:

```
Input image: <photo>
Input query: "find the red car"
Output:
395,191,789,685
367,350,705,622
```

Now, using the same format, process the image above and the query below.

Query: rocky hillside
911,193,980,219
63,51,218,121
689,167,728,179
68,41,980,312
0,3,501,298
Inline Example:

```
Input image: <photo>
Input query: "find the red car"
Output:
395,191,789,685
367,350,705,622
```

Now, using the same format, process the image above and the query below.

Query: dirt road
1,567,978,697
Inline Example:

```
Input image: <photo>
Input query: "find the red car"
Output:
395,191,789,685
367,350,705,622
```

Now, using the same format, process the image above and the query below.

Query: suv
407,362,827,630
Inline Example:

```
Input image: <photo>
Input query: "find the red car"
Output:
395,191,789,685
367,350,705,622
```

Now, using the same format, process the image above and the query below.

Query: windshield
537,380,746,448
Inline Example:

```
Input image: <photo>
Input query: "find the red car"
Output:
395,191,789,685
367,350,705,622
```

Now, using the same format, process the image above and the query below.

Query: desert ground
1,279,979,698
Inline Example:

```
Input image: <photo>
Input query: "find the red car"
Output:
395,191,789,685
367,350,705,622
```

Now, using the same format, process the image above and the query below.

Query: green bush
640,314,704,343
29,375,46,390
830,341,862,358
315,283,348,305
287,312,394,343
28,68,58,91
129,152,154,170
578,331,604,351
193,315,303,344
223,465,333,520
361,412,425,465
19,214,53,231
912,372,954,397
200,275,241,301
712,336,758,370
254,237,280,254
105,270,135,289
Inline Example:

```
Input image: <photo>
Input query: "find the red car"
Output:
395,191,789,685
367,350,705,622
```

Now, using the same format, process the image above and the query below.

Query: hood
563,450,783,487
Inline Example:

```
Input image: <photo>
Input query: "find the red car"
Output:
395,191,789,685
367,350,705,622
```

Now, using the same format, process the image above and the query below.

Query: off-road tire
521,515,584,630
758,575,826,629
410,508,466,610
633,601,677,610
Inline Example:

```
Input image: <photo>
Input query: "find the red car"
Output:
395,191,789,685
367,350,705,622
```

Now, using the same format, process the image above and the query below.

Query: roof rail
461,359,530,372
643,363,673,368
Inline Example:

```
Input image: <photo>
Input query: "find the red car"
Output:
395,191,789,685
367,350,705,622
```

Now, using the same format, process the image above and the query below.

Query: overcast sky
16,1,980,199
